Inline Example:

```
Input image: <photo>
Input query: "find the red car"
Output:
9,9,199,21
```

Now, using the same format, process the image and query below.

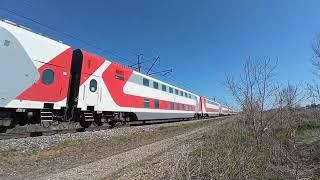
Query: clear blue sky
1,0,320,106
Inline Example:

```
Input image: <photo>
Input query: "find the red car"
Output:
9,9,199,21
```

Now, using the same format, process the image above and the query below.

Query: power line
147,56,160,74
161,73,202,95
0,7,135,65
148,69,172,76
21,0,33,7
0,7,203,96
128,56,158,68
2,3,164,70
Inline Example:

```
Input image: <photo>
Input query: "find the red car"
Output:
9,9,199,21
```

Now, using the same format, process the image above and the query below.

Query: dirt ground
0,117,234,180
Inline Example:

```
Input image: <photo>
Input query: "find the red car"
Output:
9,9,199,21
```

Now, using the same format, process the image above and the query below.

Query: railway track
0,117,219,140
0,123,114,140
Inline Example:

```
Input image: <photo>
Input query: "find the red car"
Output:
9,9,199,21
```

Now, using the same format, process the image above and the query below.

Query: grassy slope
167,110,320,179
0,118,225,178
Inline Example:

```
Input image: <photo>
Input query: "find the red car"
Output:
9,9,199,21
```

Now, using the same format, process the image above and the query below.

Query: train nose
0,25,39,107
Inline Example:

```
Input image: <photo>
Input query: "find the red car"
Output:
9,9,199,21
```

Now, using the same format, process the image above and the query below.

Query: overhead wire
0,6,205,97
0,7,135,65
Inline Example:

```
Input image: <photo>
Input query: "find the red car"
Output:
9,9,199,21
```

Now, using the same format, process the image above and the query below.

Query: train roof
0,19,67,46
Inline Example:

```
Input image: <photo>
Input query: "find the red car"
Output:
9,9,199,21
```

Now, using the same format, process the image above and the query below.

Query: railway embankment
1,112,319,180
0,116,232,179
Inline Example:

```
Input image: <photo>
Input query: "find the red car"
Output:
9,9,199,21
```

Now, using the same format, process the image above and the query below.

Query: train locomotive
0,20,235,132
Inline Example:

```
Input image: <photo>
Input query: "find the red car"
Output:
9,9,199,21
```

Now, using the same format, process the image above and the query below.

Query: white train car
70,50,202,125
220,105,232,115
0,20,73,129
200,96,220,117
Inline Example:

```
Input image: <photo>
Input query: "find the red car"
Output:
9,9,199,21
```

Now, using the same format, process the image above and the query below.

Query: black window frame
175,89,179,95
162,84,167,92
170,102,174,109
169,87,173,93
153,81,159,89
89,79,98,92
42,68,55,85
144,98,150,108
143,78,149,87
154,99,160,109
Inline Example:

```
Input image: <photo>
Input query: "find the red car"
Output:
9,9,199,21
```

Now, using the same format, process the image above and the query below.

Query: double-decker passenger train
0,20,236,132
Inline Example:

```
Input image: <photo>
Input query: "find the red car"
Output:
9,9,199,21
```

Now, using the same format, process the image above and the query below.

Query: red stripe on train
102,62,195,111
16,48,73,102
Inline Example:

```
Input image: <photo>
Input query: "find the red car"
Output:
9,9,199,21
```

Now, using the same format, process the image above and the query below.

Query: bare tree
276,83,304,128
275,83,306,179
226,58,278,149
312,35,320,63
308,35,320,103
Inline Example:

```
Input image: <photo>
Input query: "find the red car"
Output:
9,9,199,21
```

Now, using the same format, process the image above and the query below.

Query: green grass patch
157,123,192,132
60,139,85,147
296,123,320,136
170,123,269,179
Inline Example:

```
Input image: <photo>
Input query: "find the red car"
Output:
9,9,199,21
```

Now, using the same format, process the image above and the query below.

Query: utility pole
137,54,143,72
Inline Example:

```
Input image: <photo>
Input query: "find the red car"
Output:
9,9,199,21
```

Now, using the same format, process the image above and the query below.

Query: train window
42,69,55,85
180,91,183,96
182,104,185,110
154,99,159,109
162,84,167,92
143,78,149,87
175,89,179,95
169,87,173,93
170,102,174,109
184,92,188,97
188,94,191,98
144,98,150,108
177,103,180,110
153,82,159,89
89,79,98,92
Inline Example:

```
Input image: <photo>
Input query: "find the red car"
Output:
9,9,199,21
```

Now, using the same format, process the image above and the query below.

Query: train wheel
108,121,117,128
94,116,103,126
0,126,7,133
94,121,103,126
80,121,91,128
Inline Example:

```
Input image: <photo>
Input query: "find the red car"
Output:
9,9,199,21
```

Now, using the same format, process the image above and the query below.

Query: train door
195,96,199,113
84,76,100,106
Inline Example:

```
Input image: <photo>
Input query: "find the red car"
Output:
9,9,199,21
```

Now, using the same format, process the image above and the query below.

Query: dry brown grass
0,118,226,178
165,110,320,180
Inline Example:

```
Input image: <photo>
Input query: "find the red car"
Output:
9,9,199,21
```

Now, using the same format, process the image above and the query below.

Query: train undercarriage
0,105,173,133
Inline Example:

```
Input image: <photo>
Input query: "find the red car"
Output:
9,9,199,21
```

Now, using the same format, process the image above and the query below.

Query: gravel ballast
0,118,222,153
